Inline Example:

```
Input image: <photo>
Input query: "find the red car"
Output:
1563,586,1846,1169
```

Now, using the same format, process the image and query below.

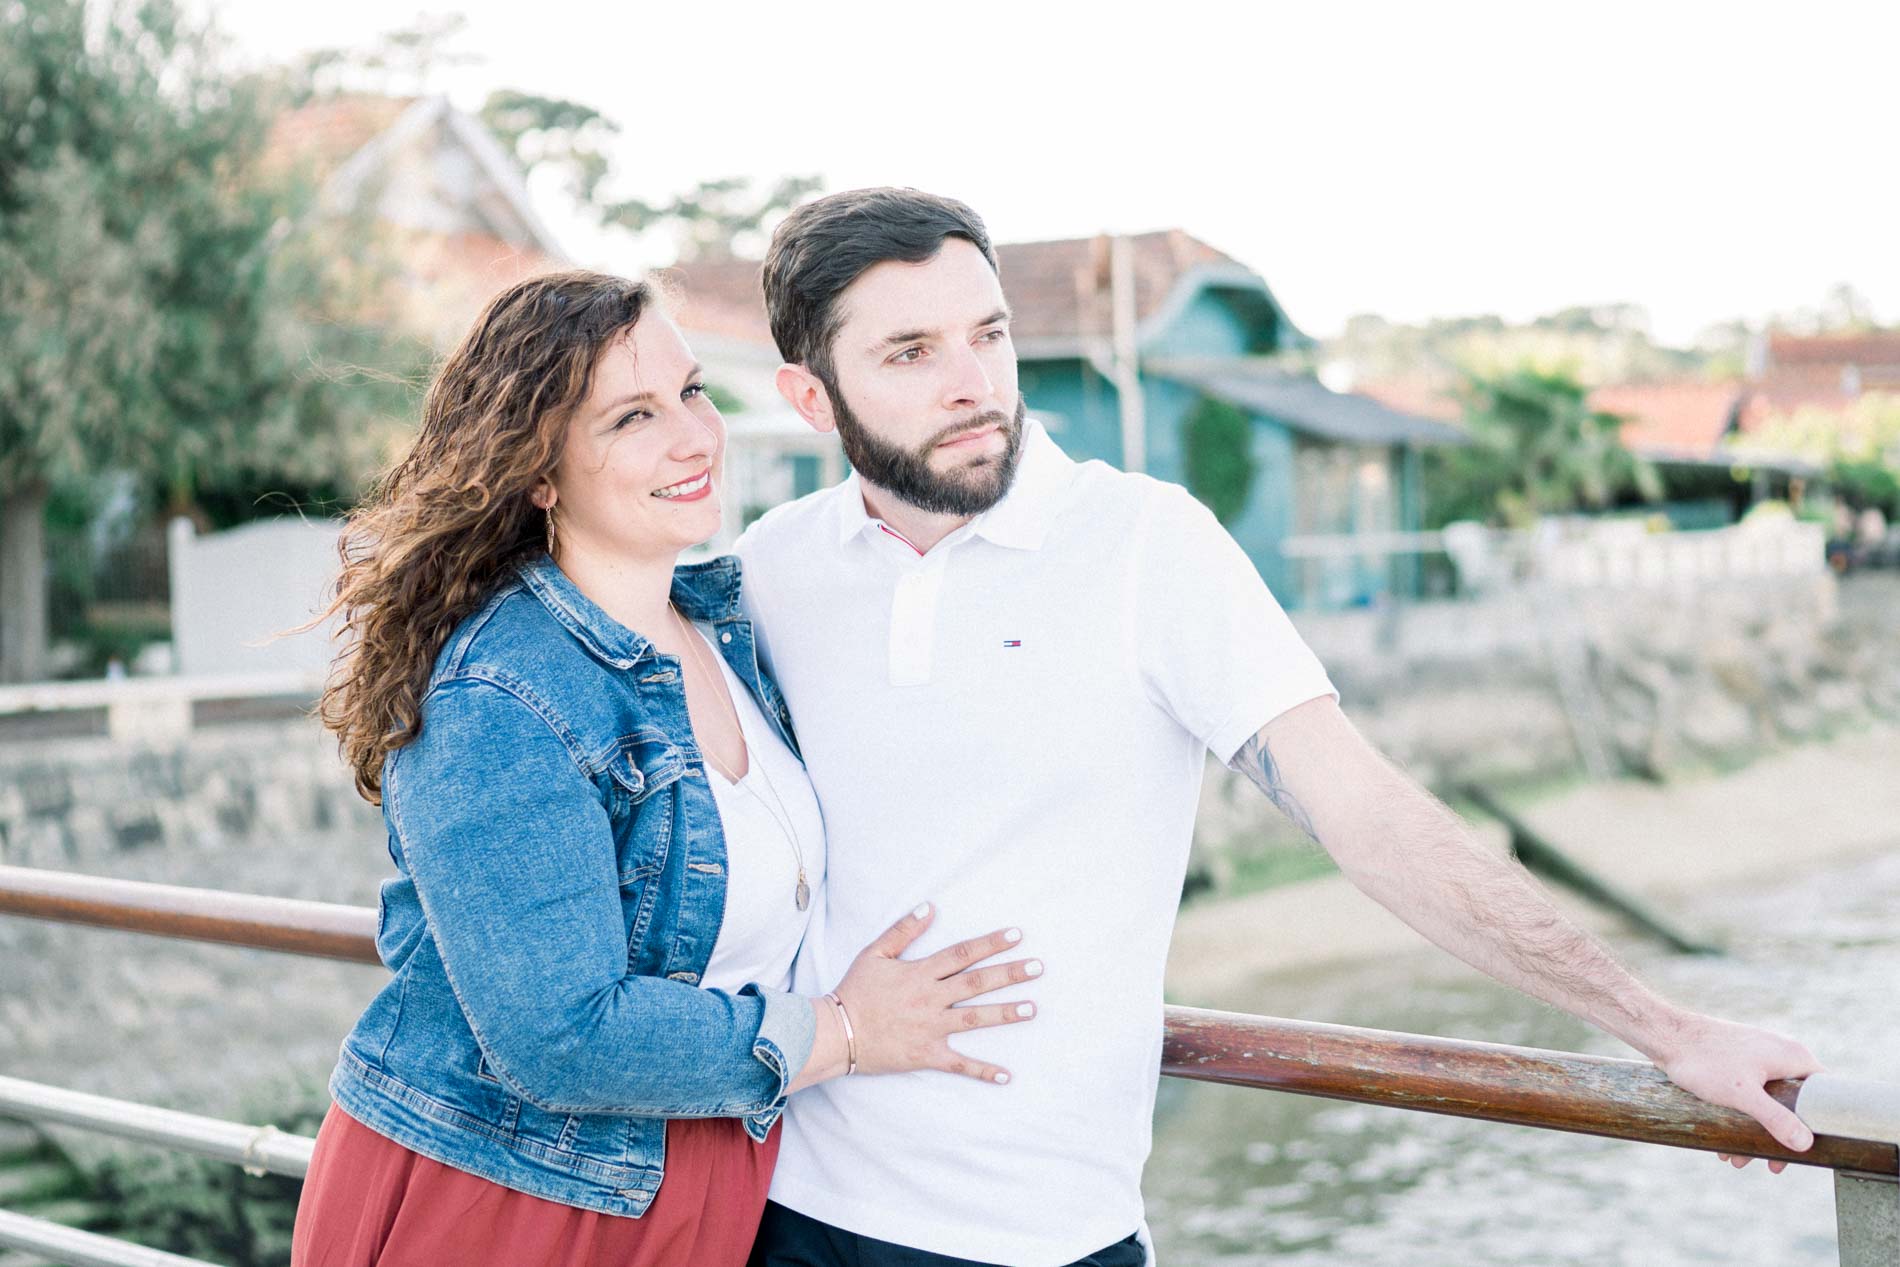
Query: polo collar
516,553,744,668
830,418,1076,553
970,419,1074,551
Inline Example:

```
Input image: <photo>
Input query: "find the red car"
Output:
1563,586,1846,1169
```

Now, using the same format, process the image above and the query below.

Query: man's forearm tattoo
1231,732,1319,842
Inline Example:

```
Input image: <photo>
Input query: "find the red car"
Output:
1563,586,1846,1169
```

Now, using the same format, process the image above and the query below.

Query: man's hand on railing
1653,1011,1824,1173
1232,701,1836,1177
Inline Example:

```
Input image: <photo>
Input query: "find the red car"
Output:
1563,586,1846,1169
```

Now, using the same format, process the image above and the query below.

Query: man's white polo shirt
734,420,1335,1266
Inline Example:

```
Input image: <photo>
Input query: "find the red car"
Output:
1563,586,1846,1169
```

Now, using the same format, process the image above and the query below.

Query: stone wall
1308,573,1900,784
1192,573,1900,876
0,722,386,1167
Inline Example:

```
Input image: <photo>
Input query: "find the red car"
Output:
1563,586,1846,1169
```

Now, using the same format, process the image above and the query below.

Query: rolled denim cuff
739,985,816,1141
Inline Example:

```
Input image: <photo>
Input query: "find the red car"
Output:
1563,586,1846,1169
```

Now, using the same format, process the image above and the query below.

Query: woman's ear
530,480,556,511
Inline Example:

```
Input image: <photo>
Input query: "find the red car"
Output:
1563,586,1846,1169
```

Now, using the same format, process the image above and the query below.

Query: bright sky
204,0,1899,345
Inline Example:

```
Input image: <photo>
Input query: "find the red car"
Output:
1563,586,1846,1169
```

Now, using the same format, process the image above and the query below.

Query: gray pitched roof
1153,363,1467,446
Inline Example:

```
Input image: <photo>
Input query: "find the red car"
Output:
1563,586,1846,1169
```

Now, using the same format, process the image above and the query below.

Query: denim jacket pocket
607,729,684,884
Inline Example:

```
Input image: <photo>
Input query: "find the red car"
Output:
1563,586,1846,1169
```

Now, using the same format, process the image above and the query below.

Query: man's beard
828,388,1027,517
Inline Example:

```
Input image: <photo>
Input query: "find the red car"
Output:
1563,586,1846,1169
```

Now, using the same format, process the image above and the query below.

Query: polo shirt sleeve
1131,482,1337,763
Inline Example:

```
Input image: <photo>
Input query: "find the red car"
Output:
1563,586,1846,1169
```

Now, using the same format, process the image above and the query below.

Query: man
735,188,1818,1267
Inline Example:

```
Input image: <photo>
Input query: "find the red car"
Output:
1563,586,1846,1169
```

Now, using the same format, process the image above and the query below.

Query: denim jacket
327,554,815,1218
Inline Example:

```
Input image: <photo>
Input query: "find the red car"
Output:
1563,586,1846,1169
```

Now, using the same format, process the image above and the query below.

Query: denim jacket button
719,632,732,644
667,971,699,984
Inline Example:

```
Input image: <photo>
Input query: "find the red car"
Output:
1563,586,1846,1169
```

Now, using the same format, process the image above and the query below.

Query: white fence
1539,520,1826,587
1443,517,1827,594
166,516,341,679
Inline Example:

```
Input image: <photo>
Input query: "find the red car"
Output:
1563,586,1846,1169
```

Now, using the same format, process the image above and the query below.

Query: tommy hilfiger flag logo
1002,640,1022,648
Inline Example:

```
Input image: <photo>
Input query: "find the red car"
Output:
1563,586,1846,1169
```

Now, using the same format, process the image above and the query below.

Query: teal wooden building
674,230,1460,608
995,231,1460,607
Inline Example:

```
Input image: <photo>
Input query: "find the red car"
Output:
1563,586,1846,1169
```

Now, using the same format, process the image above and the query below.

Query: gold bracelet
824,991,858,1076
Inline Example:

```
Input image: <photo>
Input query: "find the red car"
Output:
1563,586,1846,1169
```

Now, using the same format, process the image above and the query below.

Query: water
1144,847,1900,1265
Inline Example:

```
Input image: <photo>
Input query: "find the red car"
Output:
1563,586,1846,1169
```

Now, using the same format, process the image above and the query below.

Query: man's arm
1233,695,1821,1161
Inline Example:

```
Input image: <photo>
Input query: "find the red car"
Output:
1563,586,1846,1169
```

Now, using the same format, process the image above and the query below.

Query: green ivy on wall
1181,395,1257,524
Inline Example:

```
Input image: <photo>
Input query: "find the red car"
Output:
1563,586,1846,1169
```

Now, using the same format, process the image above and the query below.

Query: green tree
0,0,398,681
1425,368,1660,529
479,89,620,206
1739,392,1900,517
290,13,476,103
301,23,821,265
606,174,826,262
1180,395,1257,524
479,90,821,262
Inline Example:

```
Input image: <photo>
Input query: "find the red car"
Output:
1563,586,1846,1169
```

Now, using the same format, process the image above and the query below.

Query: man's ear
776,363,837,435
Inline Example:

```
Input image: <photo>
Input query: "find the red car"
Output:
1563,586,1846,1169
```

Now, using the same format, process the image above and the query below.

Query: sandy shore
1165,721,1900,1004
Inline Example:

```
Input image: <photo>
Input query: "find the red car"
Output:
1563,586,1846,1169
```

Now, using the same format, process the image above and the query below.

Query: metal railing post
1835,1172,1900,1267
1798,1075,1900,1266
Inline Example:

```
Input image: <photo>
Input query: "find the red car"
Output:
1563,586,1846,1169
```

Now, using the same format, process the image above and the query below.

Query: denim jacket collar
670,555,746,623
515,553,745,669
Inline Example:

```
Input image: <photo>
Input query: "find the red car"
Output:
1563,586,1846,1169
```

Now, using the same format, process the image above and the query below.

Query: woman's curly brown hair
317,270,652,803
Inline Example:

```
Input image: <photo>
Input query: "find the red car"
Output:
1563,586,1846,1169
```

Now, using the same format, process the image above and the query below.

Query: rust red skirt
290,1104,779,1267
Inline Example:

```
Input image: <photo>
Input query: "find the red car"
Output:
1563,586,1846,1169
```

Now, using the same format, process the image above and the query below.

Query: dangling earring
544,503,558,559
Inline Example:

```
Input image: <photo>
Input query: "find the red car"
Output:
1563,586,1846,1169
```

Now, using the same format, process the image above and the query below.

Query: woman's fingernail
1025,960,1044,977
994,1072,1010,1085
1004,928,1022,943
1016,1003,1036,1018
913,902,931,919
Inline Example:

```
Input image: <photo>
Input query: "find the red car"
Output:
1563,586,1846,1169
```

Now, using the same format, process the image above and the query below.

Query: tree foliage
1739,392,1900,516
1326,307,1701,393
0,0,415,678
477,91,821,261
289,12,476,103
0,0,408,505
479,88,619,206
291,19,823,264
1425,368,1660,528
604,174,826,262
1181,395,1257,525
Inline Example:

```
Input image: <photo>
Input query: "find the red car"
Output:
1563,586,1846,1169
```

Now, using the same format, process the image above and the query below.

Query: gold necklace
671,605,811,911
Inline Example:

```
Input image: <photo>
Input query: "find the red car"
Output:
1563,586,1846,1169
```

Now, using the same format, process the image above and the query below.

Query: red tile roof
1743,331,1900,432
393,229,562,347
994,230,1243,342
1351,378,1463,424
262,95,417,179
1590,381,1746,457
664,230,1251,353
261,95,562,349
1763,331,1900,370
654,255,773,347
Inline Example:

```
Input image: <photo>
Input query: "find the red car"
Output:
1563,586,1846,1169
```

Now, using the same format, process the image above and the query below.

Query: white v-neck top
734,421,1336,1265
695,625,825,994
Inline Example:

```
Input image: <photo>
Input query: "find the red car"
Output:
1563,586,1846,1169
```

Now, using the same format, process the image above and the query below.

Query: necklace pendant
796,873,811,912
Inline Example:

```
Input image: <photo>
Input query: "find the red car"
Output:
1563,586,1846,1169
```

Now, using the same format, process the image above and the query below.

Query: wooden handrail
2,865,1893,1176
1161,1007,1895,1176
0,864,378,964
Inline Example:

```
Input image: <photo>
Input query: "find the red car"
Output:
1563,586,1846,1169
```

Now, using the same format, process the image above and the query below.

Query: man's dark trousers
748,1200,1145,1267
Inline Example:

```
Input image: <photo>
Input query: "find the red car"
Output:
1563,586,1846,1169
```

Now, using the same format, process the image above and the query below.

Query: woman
291,272,1039,1266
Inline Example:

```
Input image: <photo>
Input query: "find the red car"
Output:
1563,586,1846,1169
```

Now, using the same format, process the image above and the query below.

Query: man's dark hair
762,187,998,386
